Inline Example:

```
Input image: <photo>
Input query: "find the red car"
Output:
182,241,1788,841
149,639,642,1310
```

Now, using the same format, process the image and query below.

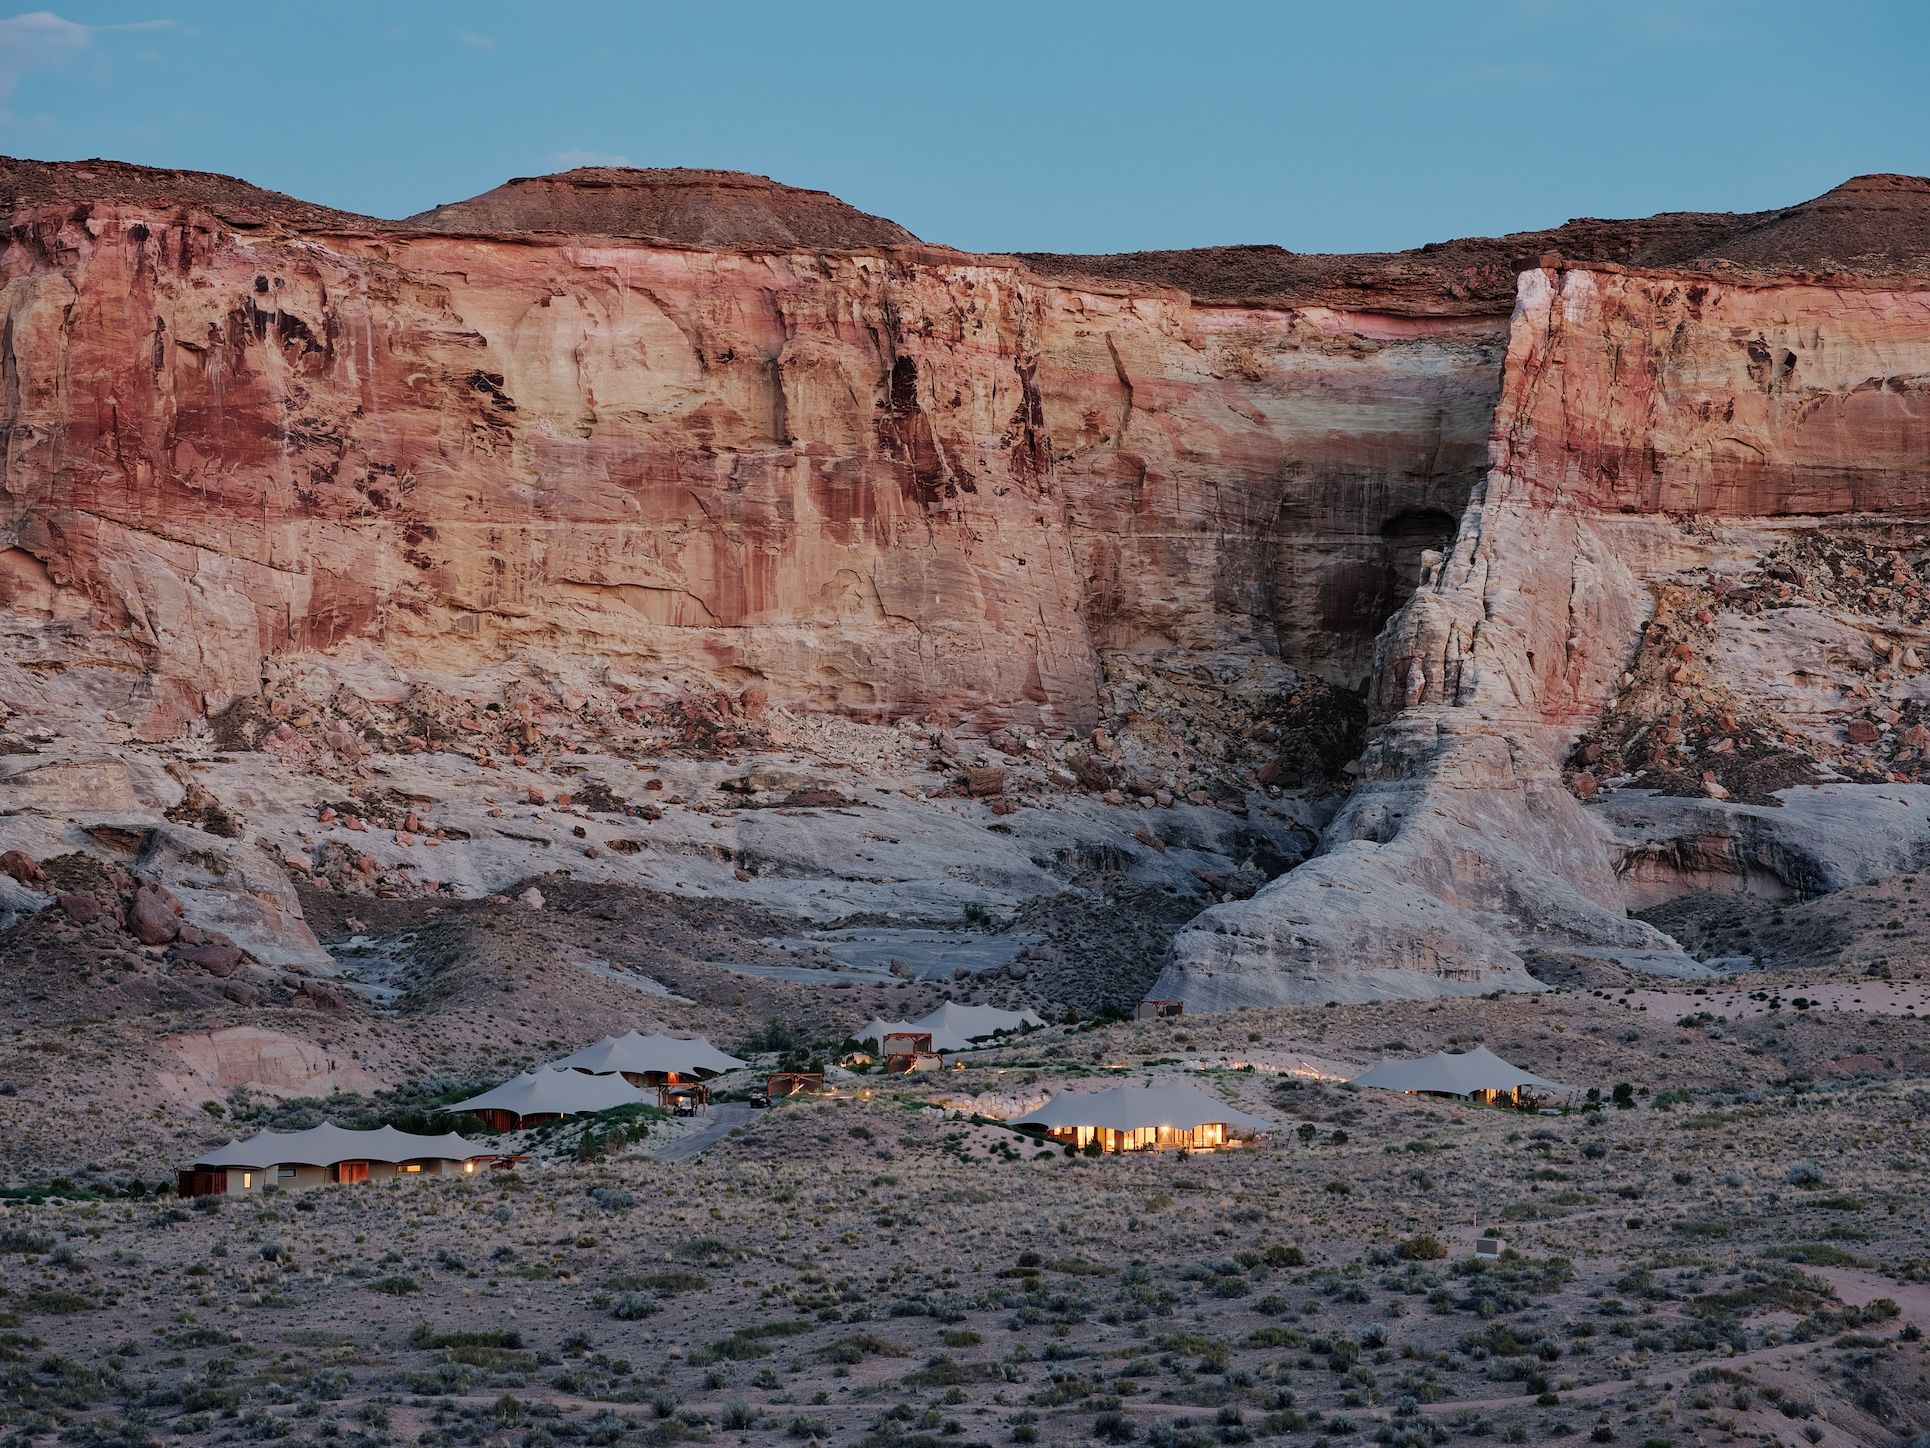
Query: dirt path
1811,1264,1930,1324
650,1102,752,1162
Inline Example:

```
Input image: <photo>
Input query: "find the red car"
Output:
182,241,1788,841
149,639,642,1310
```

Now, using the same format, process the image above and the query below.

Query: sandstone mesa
3,159,1930,1008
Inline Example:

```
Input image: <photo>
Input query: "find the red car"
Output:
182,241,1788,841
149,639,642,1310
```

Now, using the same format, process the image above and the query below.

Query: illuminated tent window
1012,1082,1273,1155
176,1123,495,1196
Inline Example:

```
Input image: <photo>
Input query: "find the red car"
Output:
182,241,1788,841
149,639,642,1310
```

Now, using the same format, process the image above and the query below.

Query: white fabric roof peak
548,1031,746,1077
853,1001,1044,1054
444,1068,647,1119
189,1122,488,1170
1346,1046,1574,1097
1013,1081,1274,1134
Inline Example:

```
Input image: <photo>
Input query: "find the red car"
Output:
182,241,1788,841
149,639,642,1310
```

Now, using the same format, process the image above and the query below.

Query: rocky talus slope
3,160,1930,1013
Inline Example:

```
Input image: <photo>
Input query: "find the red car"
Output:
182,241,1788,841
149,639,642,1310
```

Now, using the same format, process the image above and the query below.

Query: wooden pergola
659,1081,710,1111
881,1031,940,1075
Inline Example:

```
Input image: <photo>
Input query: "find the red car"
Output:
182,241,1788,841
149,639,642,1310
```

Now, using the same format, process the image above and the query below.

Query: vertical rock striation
0,160,1504,740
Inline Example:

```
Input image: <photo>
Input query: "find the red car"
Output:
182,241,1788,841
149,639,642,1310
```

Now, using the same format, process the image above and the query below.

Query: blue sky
2,2,1924,254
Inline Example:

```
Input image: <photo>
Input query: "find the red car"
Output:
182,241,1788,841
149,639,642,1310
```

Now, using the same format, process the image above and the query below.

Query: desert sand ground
6,827,1930,1446
3,969,1928,1447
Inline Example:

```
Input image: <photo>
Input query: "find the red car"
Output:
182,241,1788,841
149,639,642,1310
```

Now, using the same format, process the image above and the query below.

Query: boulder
58,893,103,923
0,850,46,888
126,883,184,945
963,766,1006,798
172,938,244,977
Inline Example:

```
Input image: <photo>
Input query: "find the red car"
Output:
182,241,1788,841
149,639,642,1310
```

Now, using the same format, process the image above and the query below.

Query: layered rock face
1159,250,1930,1007
9,159,1930,1009
0,161,1501,739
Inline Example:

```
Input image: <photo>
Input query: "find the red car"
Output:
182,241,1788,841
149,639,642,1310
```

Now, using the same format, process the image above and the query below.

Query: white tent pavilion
444,1068,646,1130
549,1031,746,1084
1013,1081,1274,1154
180,1122,492,1196
853,1002,1044,1054
1346,1046,1575,1103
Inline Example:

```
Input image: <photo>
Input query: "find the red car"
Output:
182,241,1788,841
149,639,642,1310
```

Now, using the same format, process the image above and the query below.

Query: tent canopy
1013,1081,1275,1134
444,1068,646,1119
549,1031,746,1078
1347,1046,1574,1098
191,1122,488,1170
854,1002,1043,1054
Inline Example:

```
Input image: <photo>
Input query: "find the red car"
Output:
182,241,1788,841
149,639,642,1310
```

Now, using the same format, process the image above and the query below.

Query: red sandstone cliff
0,159,1507,739
7,159,1930,1007
1161,185,1930,1007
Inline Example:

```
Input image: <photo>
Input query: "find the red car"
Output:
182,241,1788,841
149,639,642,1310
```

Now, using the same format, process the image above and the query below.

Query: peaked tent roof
549,1031,746,1077
1346,1047,1574,1097
854,1016,947,1049
1013,1082,1275,1134
853,1002,1044,1054
444,1068,646,1119
190,1123,489,1170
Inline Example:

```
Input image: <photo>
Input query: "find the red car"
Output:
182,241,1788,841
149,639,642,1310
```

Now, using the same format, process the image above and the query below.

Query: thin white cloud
0,10,173,100
547,148,635,169
455,30,494,49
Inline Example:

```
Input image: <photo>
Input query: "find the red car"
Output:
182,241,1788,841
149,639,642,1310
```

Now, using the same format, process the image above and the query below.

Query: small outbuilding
548,1031,747,1087
444,1068,647,1132
1346,1046,1574,1106
1013,1081,1274,1154
764,1071,825,1100
881,1031,941,1075
179,1123,492,1197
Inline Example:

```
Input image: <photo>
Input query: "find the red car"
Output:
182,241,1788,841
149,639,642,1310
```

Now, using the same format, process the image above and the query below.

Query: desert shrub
821,1332,906,1364
606,1270,706,1295
1397,1235,1447,1262
410,1325,522,1351
232,1081,495,1136
21,1290,93,1315
1778,1243,1863,1267
587,1185,635,1212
